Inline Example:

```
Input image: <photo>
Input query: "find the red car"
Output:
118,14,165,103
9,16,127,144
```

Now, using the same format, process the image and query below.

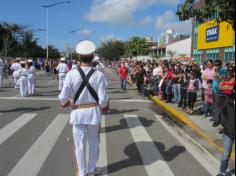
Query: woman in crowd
217,66,235,176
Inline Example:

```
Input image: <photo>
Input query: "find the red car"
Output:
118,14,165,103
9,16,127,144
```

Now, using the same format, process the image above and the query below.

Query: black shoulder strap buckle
74,67,99,104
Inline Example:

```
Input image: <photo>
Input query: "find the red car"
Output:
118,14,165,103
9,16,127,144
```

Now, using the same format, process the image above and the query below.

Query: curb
151,96,235,161
127,79,235,160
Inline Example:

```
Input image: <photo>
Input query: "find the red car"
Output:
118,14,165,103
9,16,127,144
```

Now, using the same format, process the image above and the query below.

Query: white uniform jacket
56,63,68,74
58,67,109,125
10,63,21,72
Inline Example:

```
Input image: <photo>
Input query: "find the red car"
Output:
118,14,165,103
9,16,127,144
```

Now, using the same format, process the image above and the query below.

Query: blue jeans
220,134,235,174
165,80,172,101
172,84,181,103
120,79,127,90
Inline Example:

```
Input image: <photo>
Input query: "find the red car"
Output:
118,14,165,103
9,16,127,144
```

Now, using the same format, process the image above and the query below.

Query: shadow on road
105,108,138,115
101,117,155,134
0,106,51,113
103,141,186,175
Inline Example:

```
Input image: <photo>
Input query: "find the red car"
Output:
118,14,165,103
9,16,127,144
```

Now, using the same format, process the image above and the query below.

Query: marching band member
59,40,109,176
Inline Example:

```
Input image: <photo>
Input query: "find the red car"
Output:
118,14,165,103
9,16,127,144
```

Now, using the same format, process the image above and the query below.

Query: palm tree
125,37,149,59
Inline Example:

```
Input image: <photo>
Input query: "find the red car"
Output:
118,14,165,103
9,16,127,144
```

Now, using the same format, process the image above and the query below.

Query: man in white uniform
27,60,36,95
92,56,105,73
72,60,78,70
17,61,28,97
59,40,109,176
0,58,4,87
56,58,68,91
10,58,21,88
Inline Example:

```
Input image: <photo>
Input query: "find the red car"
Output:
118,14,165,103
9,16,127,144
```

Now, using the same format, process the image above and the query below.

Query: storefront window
194,50,203,64
224,46,235,62
206,49,219,60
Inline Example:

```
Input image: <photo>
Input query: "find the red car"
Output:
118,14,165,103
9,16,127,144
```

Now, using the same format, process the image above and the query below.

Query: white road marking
0,97,151,103
124,114,175,176
97,116,108,176
7,114,69,176
155,115,220,176
0,113,37,145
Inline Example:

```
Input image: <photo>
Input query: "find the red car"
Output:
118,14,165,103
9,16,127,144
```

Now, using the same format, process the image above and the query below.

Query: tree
0,22,61,58
176,0,235,30
47,45,61,59
125,37,149,58
97,40,125,60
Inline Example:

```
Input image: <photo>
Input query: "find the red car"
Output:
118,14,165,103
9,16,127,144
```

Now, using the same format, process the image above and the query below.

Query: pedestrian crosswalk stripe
97,116,108,176
124,114,175,176
155,115,219,176
0,113,37,145
7,114,69,176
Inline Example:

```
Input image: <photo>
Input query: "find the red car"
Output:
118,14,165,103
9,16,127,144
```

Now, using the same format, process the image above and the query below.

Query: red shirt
221,78,235,96
119,66,127,79
205,88,214,104
166,69,173,80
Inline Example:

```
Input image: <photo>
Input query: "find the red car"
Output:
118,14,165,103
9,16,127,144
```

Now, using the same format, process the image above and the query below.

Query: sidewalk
151,96,235,160
126,79,235,160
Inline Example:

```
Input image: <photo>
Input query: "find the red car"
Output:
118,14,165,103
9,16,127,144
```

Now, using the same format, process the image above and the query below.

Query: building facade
192,0,235,64
166,38,192,58
158,30,174,46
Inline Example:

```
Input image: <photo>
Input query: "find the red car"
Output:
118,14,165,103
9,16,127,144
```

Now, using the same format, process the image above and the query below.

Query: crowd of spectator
109,59,235,128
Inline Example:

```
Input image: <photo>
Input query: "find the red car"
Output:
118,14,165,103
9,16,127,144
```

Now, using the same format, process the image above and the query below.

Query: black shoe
216,173,226,176
212,122,220,127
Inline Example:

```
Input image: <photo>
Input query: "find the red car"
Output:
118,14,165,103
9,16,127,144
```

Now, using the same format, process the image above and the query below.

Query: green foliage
176,0,235,30
0,22,61,58
125,37,149,58
97,40,125,60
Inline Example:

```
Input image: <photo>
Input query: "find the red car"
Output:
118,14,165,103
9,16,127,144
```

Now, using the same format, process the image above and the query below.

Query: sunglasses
228,69,234,71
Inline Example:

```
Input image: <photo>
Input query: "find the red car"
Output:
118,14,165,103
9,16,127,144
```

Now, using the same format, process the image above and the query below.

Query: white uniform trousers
73,124,100,176
19,76,28,97
13,71,19,88
58,73,66,91
28,74,35,95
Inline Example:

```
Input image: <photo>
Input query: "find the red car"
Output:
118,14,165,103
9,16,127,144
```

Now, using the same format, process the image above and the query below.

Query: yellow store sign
197,20,235,50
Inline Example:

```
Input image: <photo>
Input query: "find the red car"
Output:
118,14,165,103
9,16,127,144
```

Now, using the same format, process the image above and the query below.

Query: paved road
0,68,232,176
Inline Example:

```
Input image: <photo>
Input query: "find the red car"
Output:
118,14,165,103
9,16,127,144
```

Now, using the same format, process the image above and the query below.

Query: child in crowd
204,79,214,117
187,72,199,114
178,72,189,109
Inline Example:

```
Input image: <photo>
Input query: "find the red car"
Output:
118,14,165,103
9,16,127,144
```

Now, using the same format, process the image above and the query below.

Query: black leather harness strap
74,67,99,104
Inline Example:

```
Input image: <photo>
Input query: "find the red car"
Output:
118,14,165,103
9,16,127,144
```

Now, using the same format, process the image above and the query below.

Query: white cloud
85,0,181,25
155,10,192,35
99,34,116,42
138,16,154,26
79,28,92,36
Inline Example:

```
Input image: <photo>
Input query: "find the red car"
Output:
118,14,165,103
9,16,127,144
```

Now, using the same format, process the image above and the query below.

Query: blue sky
0,0,191,51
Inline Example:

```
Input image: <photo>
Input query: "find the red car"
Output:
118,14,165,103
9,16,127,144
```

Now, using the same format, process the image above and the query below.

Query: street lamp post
69,27,85,60
42,1,70,59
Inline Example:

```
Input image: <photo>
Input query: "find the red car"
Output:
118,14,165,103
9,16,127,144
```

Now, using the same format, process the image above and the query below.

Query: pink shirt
188,79,195,91
202,68,216,89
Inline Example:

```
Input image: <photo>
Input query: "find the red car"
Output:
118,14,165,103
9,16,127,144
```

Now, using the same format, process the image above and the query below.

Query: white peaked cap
27,59,33,63
20,61,26,64
92,56,100,63
76,40,96,56
60,57,66,61
15,58,21,61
